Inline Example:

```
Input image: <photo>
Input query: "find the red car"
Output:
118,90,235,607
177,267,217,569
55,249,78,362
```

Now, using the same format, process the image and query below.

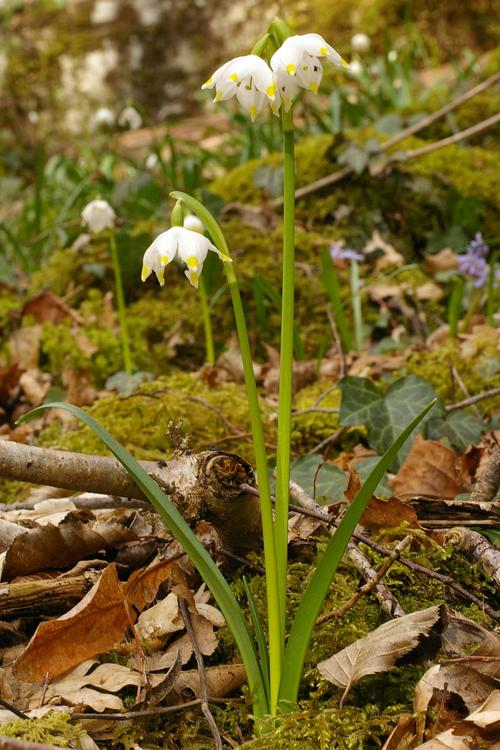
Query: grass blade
278,398,437,709
243,575,270,705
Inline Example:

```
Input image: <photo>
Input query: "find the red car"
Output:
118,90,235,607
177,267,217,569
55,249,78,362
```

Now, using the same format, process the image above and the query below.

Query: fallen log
0,442,260,553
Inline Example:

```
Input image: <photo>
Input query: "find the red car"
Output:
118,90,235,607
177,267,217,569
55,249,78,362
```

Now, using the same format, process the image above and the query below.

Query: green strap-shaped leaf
278,398,437,710
18,402,268,717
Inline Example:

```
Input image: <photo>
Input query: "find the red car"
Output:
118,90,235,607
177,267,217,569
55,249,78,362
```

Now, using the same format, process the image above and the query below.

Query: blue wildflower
466,232,489,258
330,241,363,262
457,252,489,287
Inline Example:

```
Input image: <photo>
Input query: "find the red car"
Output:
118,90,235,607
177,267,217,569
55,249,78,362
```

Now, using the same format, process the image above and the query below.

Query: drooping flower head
270,33,349,111
329,241,363,263
118,105,142,130
81,199,116,234
141,226,230,289
202,54,277,121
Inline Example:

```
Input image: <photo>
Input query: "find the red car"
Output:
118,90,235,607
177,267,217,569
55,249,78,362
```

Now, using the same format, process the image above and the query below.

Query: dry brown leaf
364,231,404,272
172,663,247,700
136,592,183,644
317,606,445,702
344,469,419,531
415,664,496,717
413,691,500,749
391,435,471,500
18,369,51,406
0,512,143,580
13,558,181,681
442,612,500,681
382,714,417,750
21,292,77,325
424,248,459,274
9,326,41,370
61,368,97,406
28,659,141,712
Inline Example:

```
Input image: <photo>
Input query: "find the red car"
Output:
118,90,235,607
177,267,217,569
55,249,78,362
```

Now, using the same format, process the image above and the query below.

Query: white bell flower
81,199,116,234
183,214,205,234
141,226,231,289
351,33,370,53
271,33,349,111
202,54,277,121
118,105,142,130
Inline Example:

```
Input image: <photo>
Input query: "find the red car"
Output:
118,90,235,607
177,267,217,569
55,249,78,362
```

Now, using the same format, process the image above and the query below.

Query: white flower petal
202,55,275,117
295,53,323,93
81,199,116,234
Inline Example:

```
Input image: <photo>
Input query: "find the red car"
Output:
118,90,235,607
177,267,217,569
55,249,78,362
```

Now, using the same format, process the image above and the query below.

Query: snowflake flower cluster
202,33,349,120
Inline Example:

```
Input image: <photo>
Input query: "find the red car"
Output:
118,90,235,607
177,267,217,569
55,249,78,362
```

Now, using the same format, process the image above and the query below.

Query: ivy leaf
290,455,347,505
339,375,438,470
337,145,368,174
427,410,483,452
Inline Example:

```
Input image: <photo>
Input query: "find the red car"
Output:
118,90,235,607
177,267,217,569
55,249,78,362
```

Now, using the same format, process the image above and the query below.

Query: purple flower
466,232,489,258
457,252,489,287
330,241,363,262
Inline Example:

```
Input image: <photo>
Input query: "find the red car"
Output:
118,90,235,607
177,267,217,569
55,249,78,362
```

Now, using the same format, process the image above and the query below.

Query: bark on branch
0,441,260,553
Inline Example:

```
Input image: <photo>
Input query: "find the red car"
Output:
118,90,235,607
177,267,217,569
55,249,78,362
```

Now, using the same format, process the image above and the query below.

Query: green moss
0,711,83,746
292,382,340,452
405,331,500,404
39,372,277,464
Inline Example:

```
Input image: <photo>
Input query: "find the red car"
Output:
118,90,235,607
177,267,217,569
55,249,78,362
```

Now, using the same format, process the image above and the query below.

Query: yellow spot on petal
202,77,213,88
141,264,149,281
248,105,257,120
286,64,296,75
188,271,199,288
156,269,165,286
309,82,319,93
229,73,238,82
160,255,168,264
186,256,198,269
340,57,350,68
214,91,223,102
320,47,328,55
265,84,276,99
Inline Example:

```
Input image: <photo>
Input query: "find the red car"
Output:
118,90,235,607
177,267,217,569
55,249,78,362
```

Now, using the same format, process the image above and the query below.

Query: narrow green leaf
278,398,437,709
243,575,270,705
320,247,352,352
18,402,268,717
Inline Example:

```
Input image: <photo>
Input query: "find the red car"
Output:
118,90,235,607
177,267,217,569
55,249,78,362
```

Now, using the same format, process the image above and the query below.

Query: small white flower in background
81,199,116,234
351,33,370,53
93,107,115,128
183,214,205,234
145,152,159,169
27,111,40,125
141,227,231,289
118,105,142,130
270,33,349,111
387,50,398,62
349,60,363,76
202,54,277,121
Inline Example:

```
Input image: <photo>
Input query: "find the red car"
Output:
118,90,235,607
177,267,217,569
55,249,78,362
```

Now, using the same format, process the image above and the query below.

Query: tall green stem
350,259,363,351
225,261,282,712
110,233,132,374
274,112,295,654
199,276,215,365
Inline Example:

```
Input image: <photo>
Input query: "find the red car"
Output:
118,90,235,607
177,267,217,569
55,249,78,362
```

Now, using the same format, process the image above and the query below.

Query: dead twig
449,365,482,420
71,696,243,720
269,74,500,207
0,738,71,750
179,597,223,750
316,535,412,625
307,427,346,457
446,386,500,413
0,698,29,720
470,445,500,503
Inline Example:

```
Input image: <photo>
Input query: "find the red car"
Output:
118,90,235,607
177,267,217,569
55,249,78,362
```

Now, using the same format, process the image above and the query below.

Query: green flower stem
274,111,295,657
109,233,132,374
199,276,215,366
461,286,481,332
169,190,281,714
350,259,363,351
